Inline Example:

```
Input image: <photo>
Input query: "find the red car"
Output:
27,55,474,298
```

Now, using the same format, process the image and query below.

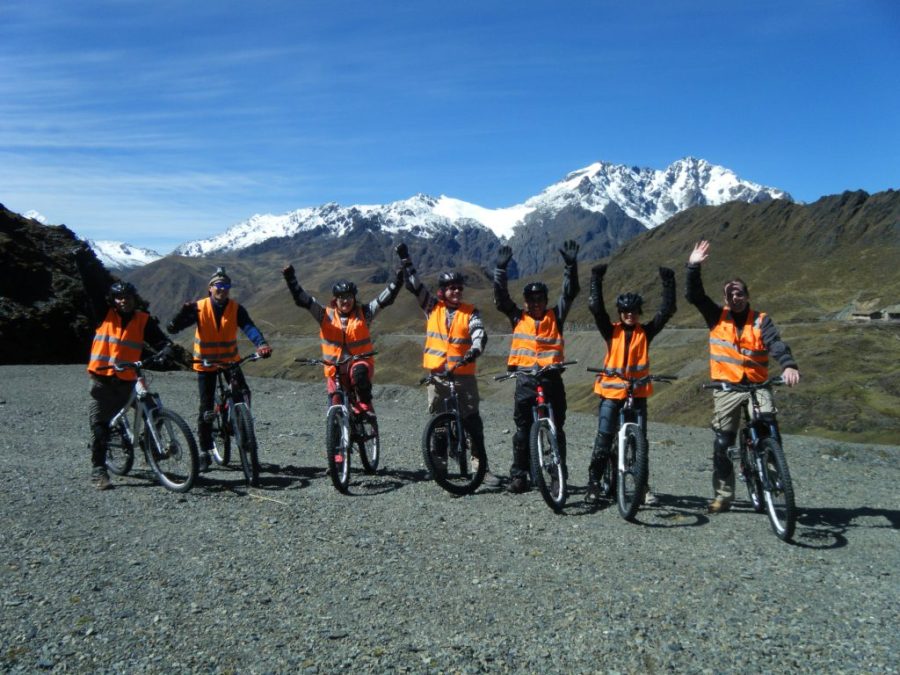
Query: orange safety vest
507,310,564,369
193,297,240,372
709,308,768,383
594,324,652,399
320,306,374,379
87,309,149,381
422,302,477,375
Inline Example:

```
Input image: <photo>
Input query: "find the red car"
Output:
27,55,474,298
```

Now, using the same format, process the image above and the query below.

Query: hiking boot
506,476,529,494
707,497,732,514
198,451,211,473
91,467,112,491
643,485,658,506
585,478,602,504
482,471,502,488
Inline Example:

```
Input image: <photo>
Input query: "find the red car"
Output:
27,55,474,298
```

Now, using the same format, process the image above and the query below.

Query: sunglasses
445,285,464,292
212,282,231,290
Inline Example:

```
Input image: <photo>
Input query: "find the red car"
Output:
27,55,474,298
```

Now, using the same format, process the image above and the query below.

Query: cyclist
493,240,580,494
86,281,172,490
686,240,800,513
166,268,272,472
282,264,401,414
396,244,499,487
585,264,676,505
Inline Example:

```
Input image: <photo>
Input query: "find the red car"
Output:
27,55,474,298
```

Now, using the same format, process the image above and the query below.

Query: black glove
559,240,579,266
282,264,296,280
462,348,481,363
165,321,177,334
156,344,174,363
395,243,409,260
496,245,513,269
659,266,675,281
591,263,607,278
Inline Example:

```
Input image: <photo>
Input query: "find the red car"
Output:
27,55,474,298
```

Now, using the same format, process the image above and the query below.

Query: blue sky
2,1,898,253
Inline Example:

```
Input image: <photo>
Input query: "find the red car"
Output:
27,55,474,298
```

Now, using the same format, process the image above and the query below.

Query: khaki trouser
427,373,480,417
711,387,776,499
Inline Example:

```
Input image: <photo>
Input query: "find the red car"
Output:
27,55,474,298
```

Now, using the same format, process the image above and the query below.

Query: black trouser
511,371,567,480
88,375,134,468
197,368,249,452
589,397,648,482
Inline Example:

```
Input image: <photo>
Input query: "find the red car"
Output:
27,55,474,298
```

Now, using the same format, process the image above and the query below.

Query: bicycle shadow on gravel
787,506,900,550
195,463,320,493
570,492,713,527
341,467,431,496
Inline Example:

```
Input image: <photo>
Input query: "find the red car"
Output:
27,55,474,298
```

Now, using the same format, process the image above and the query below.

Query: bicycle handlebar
586,368,678,385
494,360,578,382
192,353,261,370
294,351,378,367
702,377,784,392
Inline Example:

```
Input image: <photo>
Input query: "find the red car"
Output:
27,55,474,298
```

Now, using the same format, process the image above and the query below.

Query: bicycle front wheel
233,404,260,487
759,438,796,541
145,409,198,493
422,412,485,496
529,419,566,512
355,414,380,474
741,448,764,513
617,426,648,521
325,407,350,493
105,419,134,476
211,406,231,466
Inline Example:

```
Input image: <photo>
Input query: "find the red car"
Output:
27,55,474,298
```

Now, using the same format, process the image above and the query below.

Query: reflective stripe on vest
87,309,149,381
193,297,240,372
507,311,564,368
320,306,374,379
594,324,652,399
709,308,768,383
422,302,476,375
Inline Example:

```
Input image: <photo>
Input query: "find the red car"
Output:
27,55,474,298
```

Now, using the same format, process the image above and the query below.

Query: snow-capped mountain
174,157,790,257
88,240,163,269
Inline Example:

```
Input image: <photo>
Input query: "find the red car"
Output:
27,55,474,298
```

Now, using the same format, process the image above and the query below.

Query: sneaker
506,476,529,494
707,497,732,514
198,451,211,473
643,486,658,506
91,467,112,491
482,471,502,488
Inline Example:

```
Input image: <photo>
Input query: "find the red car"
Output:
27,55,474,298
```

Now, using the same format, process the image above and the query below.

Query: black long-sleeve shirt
589,270,676,347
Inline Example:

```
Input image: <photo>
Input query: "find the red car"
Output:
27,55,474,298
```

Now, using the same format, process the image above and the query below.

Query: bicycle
101,359,199,493
703,378,796,541
194,353,262,487
495,361,576,512
420,365,486,496
295,351,380,494
587,368,677,520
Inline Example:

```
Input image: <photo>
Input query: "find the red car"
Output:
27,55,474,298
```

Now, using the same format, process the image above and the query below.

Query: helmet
615,292,643,313
209,267,231,286
523,281,548,298
107,281,137,304
331,280,358,297
438,271,465,288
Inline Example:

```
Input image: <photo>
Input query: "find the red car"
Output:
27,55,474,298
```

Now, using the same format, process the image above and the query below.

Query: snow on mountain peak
88,240,163,270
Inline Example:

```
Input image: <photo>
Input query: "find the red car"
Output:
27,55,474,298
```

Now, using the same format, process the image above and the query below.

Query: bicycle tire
211,400,231,466
144,408,198,493
617,426,648,521
355,414,380,474
325,406,350,493
529,419,566,511
422,412,485,496
233,404,260,487
105,419,134,476
759,438,796,541
741,449,764,513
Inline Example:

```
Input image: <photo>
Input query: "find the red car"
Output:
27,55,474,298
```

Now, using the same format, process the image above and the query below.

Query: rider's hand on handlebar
462,348,480,364
257,345,273,359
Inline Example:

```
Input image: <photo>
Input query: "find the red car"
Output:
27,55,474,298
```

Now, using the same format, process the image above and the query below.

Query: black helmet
438,271,465,288
107,281,137,304
209,267,231,286
332,279,358,297
523,281,548,298
616,292,643,313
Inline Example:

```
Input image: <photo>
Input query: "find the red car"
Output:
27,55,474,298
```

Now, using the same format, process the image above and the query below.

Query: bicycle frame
109,370,164,456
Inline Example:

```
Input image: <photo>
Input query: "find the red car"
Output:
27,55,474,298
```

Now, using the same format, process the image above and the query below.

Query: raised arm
554,240,580,324
685,240,721,328
492,245,520,325
362,268,404,322
644,266,677,341
588,263,613,340
282,264,326,324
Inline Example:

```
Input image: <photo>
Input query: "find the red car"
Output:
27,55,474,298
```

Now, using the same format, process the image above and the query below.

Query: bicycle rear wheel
105,418,134,476
422,412,485,496
617,426,648,521
759,438,796,541
529,419,566,512
355,414,380,474
233,404,260,487
144,409,198,493
325,406,350,493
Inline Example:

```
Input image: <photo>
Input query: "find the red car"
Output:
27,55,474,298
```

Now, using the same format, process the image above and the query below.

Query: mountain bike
587,368,676,520
194,353,262,487
495,361,576,512
420,365,486,496
703,378,795,541
101,359,199,493
295,352,380,494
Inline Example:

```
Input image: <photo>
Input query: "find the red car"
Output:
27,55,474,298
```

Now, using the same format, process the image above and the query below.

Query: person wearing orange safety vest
87,281,172,490
166,268,272,472
282,264,401,414
493,240,580,494
585,264,676,505
395,243,499,487
686,240,800,514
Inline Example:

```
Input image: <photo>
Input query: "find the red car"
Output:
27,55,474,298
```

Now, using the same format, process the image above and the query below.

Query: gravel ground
0,365,897,673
